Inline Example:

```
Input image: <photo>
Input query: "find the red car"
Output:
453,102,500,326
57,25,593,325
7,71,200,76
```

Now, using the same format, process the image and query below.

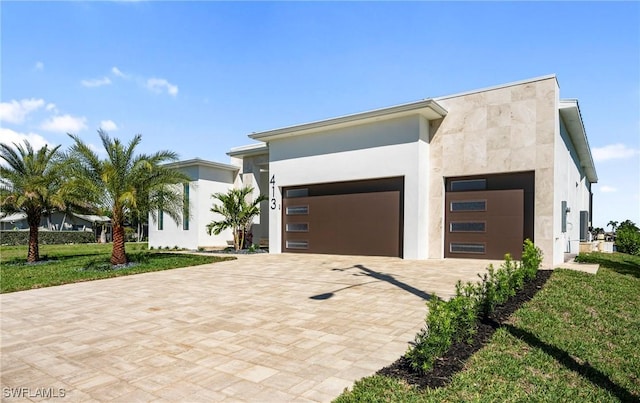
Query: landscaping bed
377,269,553,389
336,252,640,402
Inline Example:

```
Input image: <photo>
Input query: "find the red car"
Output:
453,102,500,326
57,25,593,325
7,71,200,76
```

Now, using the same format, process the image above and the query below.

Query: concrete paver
0,253,498,402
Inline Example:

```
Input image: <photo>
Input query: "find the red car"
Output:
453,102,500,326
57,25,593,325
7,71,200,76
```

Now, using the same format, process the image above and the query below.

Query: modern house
148,75,597,268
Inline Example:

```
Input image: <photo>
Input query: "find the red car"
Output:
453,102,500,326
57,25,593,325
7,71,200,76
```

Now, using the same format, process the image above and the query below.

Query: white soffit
165,158,239,172
248,99,447,141
559,99,598,183
227,142,269,157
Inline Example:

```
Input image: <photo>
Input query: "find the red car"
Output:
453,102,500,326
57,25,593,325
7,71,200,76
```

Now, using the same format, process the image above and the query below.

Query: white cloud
110,67,177,97
599,185,618,193
40,114,88,133
46,103,57,112
81,77,112,88
146,78,178,96
111,66,128,79
0,98,45,124
100,120,118,131
0,128,52,151
592,143,640,162
34,61,44,71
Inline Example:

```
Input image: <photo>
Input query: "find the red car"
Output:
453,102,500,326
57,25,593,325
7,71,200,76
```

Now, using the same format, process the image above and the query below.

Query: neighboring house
151,75,597,268
0,211,112,241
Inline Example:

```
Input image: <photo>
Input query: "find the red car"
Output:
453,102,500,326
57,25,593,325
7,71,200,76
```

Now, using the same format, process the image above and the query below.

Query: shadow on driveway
309,264,433,301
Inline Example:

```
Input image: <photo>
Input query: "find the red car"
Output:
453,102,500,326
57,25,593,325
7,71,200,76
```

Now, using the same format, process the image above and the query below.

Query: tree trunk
27,213,41,263
234,227,241,251
27,223,40,263
111,223,127,265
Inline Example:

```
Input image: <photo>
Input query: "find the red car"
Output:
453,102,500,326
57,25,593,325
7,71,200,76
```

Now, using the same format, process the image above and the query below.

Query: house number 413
270,175,277,210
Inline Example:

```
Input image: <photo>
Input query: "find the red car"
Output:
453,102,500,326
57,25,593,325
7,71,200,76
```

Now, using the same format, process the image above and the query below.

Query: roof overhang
0,212,27,222
248,99,447,142
227,142,270,157
72,213,111,223
164,158,238,172
559,99,598,183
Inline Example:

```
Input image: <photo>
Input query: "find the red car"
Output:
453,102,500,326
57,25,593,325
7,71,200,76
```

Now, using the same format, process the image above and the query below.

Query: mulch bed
377,269,554,389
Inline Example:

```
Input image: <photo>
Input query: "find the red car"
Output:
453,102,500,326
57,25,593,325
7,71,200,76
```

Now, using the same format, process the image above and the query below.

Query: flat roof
434,74,558,100
248,99,447,142
165,158,238,171
227,142,269,157
559,100,598,183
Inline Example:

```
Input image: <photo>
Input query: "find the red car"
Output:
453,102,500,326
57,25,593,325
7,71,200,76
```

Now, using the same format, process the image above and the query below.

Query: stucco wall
148,165,236,250
554,117,592,262
267,115,431,259
233,153,270,245
431,77,558,267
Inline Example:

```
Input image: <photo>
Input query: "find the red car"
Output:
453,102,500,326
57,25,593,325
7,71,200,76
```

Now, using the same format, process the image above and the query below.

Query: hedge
0,231,96,246
407,239,543,373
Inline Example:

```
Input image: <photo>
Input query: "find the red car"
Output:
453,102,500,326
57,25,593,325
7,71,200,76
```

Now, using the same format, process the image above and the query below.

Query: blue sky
1,1,638,229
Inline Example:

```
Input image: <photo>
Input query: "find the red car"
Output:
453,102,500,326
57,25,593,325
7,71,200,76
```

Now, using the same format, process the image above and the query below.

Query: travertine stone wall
429,77,558,267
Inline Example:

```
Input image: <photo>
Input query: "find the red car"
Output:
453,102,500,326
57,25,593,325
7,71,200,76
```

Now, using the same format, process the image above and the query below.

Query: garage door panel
445,189,524,260
283,186,402,257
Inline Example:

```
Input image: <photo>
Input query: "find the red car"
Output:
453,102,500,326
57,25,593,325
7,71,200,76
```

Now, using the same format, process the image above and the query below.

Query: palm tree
607,220,619,233
67,130,189,265
206,186,266,251
0,141,71,262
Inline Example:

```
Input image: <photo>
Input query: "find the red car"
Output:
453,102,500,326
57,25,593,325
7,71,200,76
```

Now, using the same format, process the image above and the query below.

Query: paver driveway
1,253,498,402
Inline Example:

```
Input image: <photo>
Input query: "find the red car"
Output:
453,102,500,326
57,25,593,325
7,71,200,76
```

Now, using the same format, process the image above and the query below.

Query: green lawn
336,252,640,402
0,243,234,293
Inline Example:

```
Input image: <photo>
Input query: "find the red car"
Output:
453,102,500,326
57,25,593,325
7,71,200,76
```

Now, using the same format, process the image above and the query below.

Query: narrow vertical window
183,183,189,230
158,210,164,231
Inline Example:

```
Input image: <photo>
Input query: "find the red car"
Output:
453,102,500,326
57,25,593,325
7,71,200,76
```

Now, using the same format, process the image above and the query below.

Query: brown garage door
282,177,403,257
445,189,524,260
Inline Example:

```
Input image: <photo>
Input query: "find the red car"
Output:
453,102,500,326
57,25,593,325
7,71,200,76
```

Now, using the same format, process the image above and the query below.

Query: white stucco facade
265,115,433,259
151,75,597,268
148,159,238,250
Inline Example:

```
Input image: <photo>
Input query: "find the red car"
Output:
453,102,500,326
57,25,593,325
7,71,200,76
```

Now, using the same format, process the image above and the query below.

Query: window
286,240,308,249
285,188,309,198
182,183,189,230
286,206,309,215
450,222,486,232
158,210,164,231
450,179,487,191
450,200,487,212
286,223,309,232
450,243,486,254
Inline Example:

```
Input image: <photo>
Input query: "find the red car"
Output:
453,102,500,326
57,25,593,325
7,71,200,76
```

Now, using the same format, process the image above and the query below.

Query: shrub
407,296,456,372
616,227,640,256
522,239,543,280
451,280,481,342
407,240,544,373
0,230,95,245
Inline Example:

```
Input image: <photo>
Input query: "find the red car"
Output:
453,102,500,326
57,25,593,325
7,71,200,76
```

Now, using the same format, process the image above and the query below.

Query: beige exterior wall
429,76,558,267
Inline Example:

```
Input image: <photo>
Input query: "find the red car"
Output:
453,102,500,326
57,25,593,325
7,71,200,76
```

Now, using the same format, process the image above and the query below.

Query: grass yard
336,252,640,402
0,243,234,293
